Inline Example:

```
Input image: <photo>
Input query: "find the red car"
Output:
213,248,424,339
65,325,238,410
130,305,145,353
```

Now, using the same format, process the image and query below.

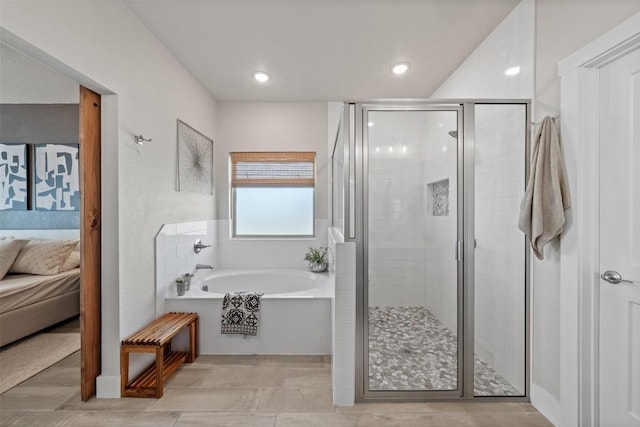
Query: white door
599,47,640,427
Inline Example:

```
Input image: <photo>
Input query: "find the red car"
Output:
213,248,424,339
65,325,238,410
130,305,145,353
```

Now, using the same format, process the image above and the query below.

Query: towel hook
134,135,152,145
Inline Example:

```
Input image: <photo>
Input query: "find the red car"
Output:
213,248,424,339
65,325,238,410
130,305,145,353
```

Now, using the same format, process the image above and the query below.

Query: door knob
600,270,634,284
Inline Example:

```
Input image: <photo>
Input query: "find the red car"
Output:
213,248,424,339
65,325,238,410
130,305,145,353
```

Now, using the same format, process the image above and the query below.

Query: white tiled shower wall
329,227,356,406
368,153,427,307
423,113,458,334
429,0,533,393
473,105,526,392
155,220,217,317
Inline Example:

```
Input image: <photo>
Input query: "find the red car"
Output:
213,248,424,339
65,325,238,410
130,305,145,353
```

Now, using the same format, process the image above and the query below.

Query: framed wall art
177,119,214,195
34,143,80,211
0,143,28,211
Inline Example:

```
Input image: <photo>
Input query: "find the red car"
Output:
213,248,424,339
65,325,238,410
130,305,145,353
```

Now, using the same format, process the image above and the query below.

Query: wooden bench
121,312,198,398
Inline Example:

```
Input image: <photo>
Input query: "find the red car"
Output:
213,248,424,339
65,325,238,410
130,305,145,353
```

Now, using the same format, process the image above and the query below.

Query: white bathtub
165,269,332,354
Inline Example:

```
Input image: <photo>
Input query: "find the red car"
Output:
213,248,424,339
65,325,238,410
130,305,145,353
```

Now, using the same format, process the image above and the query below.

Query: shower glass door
364,106,462,395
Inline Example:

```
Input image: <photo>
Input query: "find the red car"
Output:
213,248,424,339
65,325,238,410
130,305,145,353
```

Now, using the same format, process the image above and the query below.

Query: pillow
0,239,28,280
60,250,81,272
10,239,79,276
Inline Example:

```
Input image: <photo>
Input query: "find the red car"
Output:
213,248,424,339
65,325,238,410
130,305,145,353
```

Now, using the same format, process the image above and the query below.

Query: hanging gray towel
221,291,263,335
518,116,571,260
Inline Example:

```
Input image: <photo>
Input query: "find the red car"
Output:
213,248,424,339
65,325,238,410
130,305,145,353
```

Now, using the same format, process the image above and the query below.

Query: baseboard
531,382,561,426
96,374,120,398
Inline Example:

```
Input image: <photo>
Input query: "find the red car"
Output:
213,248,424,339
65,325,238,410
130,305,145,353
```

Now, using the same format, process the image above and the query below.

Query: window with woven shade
230,152,316,237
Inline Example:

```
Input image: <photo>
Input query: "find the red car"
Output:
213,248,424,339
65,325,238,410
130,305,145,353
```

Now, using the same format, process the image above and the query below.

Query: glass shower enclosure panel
473,104,527,396
366,109,461,392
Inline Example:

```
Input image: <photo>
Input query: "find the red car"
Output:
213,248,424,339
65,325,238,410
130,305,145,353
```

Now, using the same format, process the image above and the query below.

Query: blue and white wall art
0,144,28,211
34,144,80,211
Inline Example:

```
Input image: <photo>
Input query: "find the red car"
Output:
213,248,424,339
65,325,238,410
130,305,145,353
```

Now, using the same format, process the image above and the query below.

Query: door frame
348,100,532,402
558,12,640,427
79,86,101,400
0,28,121,399
356,103,465,401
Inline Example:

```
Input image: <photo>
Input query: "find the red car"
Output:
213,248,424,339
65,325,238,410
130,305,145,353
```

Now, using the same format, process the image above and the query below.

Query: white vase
309,262,327,273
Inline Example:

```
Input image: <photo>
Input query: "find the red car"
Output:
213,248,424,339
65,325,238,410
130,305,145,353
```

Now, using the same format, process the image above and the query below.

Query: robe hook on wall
134,135,152,145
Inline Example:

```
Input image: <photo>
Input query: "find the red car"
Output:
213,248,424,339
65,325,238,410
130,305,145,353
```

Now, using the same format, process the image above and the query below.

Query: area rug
0,332,80,394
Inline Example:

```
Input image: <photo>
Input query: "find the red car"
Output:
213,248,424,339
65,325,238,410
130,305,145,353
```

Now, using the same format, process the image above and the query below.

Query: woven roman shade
231,152,316,187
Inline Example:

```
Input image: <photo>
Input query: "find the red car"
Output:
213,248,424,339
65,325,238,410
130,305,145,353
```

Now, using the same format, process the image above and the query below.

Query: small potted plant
175,276,188,296
304,247,328,273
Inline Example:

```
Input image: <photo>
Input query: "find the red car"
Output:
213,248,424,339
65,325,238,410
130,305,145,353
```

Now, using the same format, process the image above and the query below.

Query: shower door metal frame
346,99,532,402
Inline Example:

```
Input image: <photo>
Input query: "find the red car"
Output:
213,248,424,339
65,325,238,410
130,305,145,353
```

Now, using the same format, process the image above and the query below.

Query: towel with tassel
221,291,263,335
518,116,571,259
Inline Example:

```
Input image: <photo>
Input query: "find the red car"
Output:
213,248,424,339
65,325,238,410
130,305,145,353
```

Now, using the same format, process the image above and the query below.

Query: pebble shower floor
368,306,520,395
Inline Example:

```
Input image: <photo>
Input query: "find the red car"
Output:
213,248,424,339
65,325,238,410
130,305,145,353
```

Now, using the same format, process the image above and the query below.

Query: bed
0,238,81,347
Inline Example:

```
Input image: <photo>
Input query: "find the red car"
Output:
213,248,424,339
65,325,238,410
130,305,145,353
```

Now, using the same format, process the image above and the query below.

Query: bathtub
165,269,332,354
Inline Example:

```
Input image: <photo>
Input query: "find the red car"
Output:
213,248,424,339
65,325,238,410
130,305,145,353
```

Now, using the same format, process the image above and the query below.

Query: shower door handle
456,241,463,261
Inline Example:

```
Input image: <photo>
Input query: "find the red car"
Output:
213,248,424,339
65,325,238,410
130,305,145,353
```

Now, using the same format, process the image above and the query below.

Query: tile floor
0,350,553,426
369,306,520,395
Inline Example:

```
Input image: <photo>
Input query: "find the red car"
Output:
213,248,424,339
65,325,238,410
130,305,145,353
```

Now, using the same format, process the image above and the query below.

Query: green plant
304,247,327,264
175,276,189,283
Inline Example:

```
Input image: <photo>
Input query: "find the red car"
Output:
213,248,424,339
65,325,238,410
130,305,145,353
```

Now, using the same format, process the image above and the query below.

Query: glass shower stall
332,100,530,400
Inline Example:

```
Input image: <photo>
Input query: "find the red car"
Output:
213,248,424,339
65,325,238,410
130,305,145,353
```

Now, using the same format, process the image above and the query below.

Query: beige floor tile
59,392,156,411
281,368,333,388
191,355,258,365
426,401,529,414
470,412,554,427
275,412,359,426
176,412,277,426
195,365,285,389
254,387,335,412
68,410,180,427
164,366,213,388
361,413,478,427
21,366,80,387
0,386,78,411
145,387,259,412
336,401,432,413
54,351,80,368
0,410,82,427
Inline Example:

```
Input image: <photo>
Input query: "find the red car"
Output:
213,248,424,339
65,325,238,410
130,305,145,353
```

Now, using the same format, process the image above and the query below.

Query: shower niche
427,178,449,216
337,101,530,401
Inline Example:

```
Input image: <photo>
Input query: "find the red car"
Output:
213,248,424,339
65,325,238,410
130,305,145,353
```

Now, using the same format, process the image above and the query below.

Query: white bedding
0,268,80,314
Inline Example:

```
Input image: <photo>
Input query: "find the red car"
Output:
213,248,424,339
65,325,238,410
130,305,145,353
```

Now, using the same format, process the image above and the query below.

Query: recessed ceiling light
252,71,270,83
368,122,374,127
391,62,410,75
504,66,520,76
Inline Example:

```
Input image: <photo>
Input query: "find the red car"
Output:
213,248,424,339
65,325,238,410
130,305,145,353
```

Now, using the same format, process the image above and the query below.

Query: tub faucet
196,264,214,270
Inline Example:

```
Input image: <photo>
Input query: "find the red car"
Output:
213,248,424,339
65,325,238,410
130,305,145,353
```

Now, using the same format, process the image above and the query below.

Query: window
231,152,316,237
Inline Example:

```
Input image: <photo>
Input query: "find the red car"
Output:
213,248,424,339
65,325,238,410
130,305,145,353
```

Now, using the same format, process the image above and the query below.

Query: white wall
430,0,533,394
0,1,218,397
422,112,458,334
155,220,217,318
0,42,78,103
329,227,356,406
213,102,329,266
215,102,328,220
531,0,640,422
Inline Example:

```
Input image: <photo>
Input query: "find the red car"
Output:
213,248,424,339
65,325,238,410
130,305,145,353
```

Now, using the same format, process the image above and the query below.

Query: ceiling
125,0,519,102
